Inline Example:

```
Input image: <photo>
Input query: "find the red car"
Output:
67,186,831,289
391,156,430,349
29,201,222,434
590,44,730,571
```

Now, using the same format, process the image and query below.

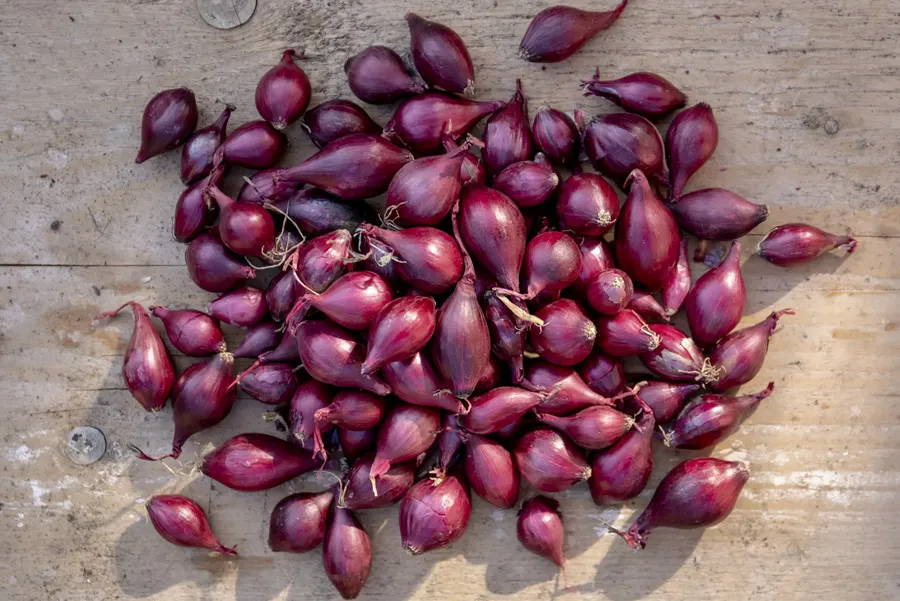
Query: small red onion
400,472,471,554
259,331,300,364
708,309,794,392
586,268,634,315
531,107,580,166
237,362,297,405
517,496,564,567
288,379,332,450
180,104,233,184
385,92,502,154
266,271,301,322
588,399,654,504
205,184,276,259
173,167,223,242
146,495,236,555
483,80,534,175
382,352,467,413
222,120,287,169
268,490,333,553
361,296,437,375
135,88,198,163
519,0,628,63
232,321,279,358
621,458,749,549
596,309,659,356
359,224,463,294
583,113,666,184
581,71,686,118
434,414,464,476
556,172,620,236
201,433,317,491
666,103,719,199
668,382,774,449
578,352,626,397
537,404,632,450
685,241,745,347
527,361,615,415
530,299,596,366
274,187,372,236
459,386,543,434
256,49,311,129
288,271,393,332
287,233,349,296
635,380,701,423
628,290,669,323
521,232,582,299
150,306,225,356
464,433,519,508
514,428,591,492
344,454,415,510
758,223,857,266
339,427,376,461
662,237,691,317
208,286,268,327
185,232,256,292
575,237,615,293
237,167,301,204
458,185,527,292
323,505,372,599
407,13,475,94
640,323,717,383
370,404,440,484
301,99,381,148
671,188,769,241
493,155,560,208
294,319,391,395
345,45,424,105
312,389,385,457
484,292,527,382
384,145,468,226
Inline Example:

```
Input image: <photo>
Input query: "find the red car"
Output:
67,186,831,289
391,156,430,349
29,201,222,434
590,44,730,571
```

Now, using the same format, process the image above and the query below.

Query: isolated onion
531,107,580,166
222,120,287,169
301,99,381,148
708,309,794,392
294,319,391,395
371,404,440,484
201,433,318,491
464,433,519,508
662,238,691,317
666,103,719,199
344,454,415,510
323,505,372,599
685,241,745,347
150,306,225,356
581,71,686,118
256,49,311,129
519,0,629,63
180,104,233,184
636,380,701,423
458,185,527,292
530,299,595,366
671,188,768,241
484,80,534,175
588,399,654,504
517,496,565,567
359,224,463,294
185,231,255,292
578,352,626,397
268,490,333,553
385,92,502,154
493,155,560,208
345,45,424,104
382,352,467,413
758,223,857,266
407,13,475,94
135,88,198,163
208,286,268,327
582,113,666,184
556,172,620,236
399,472,471,554
515,428,591,492
146,495,236,555
667,382,774,449
460,386,543,434
595,309,659,356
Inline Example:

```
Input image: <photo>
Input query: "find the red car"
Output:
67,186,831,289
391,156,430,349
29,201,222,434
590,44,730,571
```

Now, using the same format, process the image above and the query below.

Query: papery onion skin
458,185,527,292
358,224,463,295
662,238,691,317
708,309,794,392
344,454,415,510
639,324,709,382
537,404,632,450
578,352,626,397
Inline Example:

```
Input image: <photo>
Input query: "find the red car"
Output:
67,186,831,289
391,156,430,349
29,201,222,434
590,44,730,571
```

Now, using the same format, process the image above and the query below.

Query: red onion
530,299,596,366
484,292,527,382
458,185,527,292
662,237,691,318
289,229,353,293
268,490,333,553
517,496,564,567
556,173,620,236
596,309,659,356
206,184,276,259
185,232,256,292
620,457,749,549
382,352,468,413
208,286,268,327
294,320,391,395
173,167,223,242
222,120,287,169
256,49,311,129
288,271,393,332
588,399,654,504
259,331,301,363
201,433,318,491
371,404,440,484
344,454,415,510
758,223,857,266
135,88,197,163
581,71,686,118
636,380,701,423
484,80,534,175
237,362,297,405
266,271,301,322
615,170,680,289
238,167,300,205
708,309,794,392
150,306,225,356
628,290,669,322
301,99,381,148
578,352,626,397
407,13,475,94
528,361,614,415
288,378,332,450
384,145,468,226
531,107,580,166
361,296,437,375
180,104,233,184
273,188,372,236
358,224,463,294
399,472,471,554
313,390,386,457
671,188,768,241
231,321,278,358
514,428,591,492
666,103,719,199
434,414,464,476
582,113,666,184
493,155,560,208
385,92,502,154
146,495,235,555
95,301,174,412
345,45,424,104
464,433,519,508
668,382,774,449
459,386,543,434
519,0,628,63
537,404,632,450
520,232,582,300
575,237,615,293
685,241,745,347
323,505,372,599
640,323,715,382
586,268,634,315
339,427,376,460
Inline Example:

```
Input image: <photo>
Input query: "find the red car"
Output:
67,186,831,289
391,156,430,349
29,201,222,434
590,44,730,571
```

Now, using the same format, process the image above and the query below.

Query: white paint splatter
28,476,79,507
48,108,64,122
47,148,68,169
490,509,506,522
6,444,37,462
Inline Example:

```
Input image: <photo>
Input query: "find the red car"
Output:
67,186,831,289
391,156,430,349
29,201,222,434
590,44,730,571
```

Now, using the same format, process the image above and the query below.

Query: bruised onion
255,49,311,129
359,224,463,294
662,237,691,317
581,71,686,118
135,88,197,163
530,299,595,366
344,454,415,510
151,306,225,356
685,241,745,346
202,433,317,491
595,309,659,356
758,223,857,266
385,92,502,154
237,362,297,405
708,309,794,392
583,113,666,184
460,386,543,434
382,352,467,413
180,104,233,184
186,232,256,292
588,398,654,504
671,188,768,241
636,380,701,423
208,286,268,327
519,0,629,63
483,80,534,175
146,495,236,555
370,404,440,483
668,382,774,449
407,13,475,95
399,472,471,554
294,319,391,395
666,103,718,199
345,45,424,104
301,99,381,148
222,120,287,169
514,428,591,492
586,268,634,315
288,379,332,449
556,172,620,236
537,404,632,450
517,496,564,567
528,361,614,415
464,433,519,508
493,155,560,208
578,352,626,397
268,490,333,553
323,505,372,599
531,107,580,166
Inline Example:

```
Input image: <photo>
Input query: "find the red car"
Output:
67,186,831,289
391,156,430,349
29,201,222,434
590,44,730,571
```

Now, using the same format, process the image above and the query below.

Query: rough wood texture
1,1,898,600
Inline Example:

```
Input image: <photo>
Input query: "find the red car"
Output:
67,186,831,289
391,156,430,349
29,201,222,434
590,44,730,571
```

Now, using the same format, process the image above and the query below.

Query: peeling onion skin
758,223,857,266
146,495,236,555
135,88,198,163
519,0,629,63
639,324,710,383
358,224,463,295
517,496,565,567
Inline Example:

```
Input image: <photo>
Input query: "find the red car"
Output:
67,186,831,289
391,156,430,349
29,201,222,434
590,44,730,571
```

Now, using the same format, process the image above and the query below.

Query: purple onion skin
237,166,300,205
266,271,301,322
294,271,393,331
361,296,437,375
458,185,527,292
527,361,614,415
636,380,701,423
666,103,719,199
519,0,628,63
484,292,527,381
180,104,233,184
628,290,669,323
484,80,534,175
671,188,769,240
238,362,297,405
517,496,565,567
464,433,519,508
530,299,596,366
521,231,582,299
185,232,255,293
208,286,268,328
136,88,198,163
269,490,333,553
435,414,465,475
578,352,626,397
475,357,504,393
708,309,794,392
174,168,223,242
146,495,236,555
532,107,580,166
407,13,474,94
231,321,278,358
615,170,681,289
582,71,686,119
459,149,487,185
758,223,857,266
206,185,276,259
288,379,332,450
222,120,287,169
622,458,749,549
256,49,311,129
371,404,441,482
360,224,463,294
95,302,174,412
583,113,667,185
301,99,381,148
345,45,424,105
515,428,591,492
259,331,301,364
588,399,654,504
586,268,634,315
596,309,659,357
460,386,543,434
557,173,620,236
385,92,503,154
340,427,376,461
537,405,632,450
273,188,372,236
292,229,353,293
344,454,415,510
323,505,372,599
384,149,466,225
685,241,746,347
640,324,708,382
294,320,391,395
382,352,467,413
575,237,615,293
399,473,471,554
494,156,560,208
669,382,774,449
662,237,691,317
313,390,385,447
201,433,317,491
150,306,225,356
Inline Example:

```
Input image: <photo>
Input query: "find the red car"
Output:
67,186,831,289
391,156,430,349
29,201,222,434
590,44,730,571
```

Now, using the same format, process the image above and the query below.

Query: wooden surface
2,1,899,600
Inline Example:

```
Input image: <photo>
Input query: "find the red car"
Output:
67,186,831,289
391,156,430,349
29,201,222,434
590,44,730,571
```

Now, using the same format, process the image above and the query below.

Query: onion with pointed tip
288,379,332,450
287,271,393,332
358,224,463,294
662,238,691,317
272,188,372,235
493,155,560,208
484,80,534,175
758,223,857,266
464,433,519,508
583,113,666,185
301,99,381,148
208,286,268,327
581,71,686,118
517,496,564,568
407,13,475,94
519,0,629,63
527,361,615,415
344,45,425,104
237,362,297,405
146,495,236,555
201,433,318,491
256,49,311,129
150,306,225,356
671,188,769,241
135,88,198,163
636,380,701,423
588,399,654,504
385,92,502,154
384,145,468,226
708,309,794,392
685,241,745,347
370,404,440,484
531,107,580,166
222,120,287,169
344,454,415,510
185,232,256,292
294,320,391,395
268,490,333,553
180,104,233,184
399,472,471,554
537,404,632,450
666,103,719,199
515,428,591,492
323,505,372,599
459,386,543,434
382,352,468,413
668,382,775,449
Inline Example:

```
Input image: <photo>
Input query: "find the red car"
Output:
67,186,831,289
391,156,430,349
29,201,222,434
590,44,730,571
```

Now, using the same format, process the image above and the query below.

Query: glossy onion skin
758,223,857,266
581,71,686,118
385,93,502,155
464,433,520,508
458,185,527,292
407,13,475,94
146,494,236,555
344,45,424,105
588,399,654,504
519,1,629,63
201,433,318,492
671,188,769,241
255,49,311,129
135,88,198,163
582,113,666,184
514,428,592,492
483,80,534,176
180,104,233,184
684,241,746,347
399,473,471,554
532,107,580,166
323,505,372,599
268,490,333,553
708,309,794,392
668,382,774,449
517,495,565,567
666,102,719,199
301,99,381,148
